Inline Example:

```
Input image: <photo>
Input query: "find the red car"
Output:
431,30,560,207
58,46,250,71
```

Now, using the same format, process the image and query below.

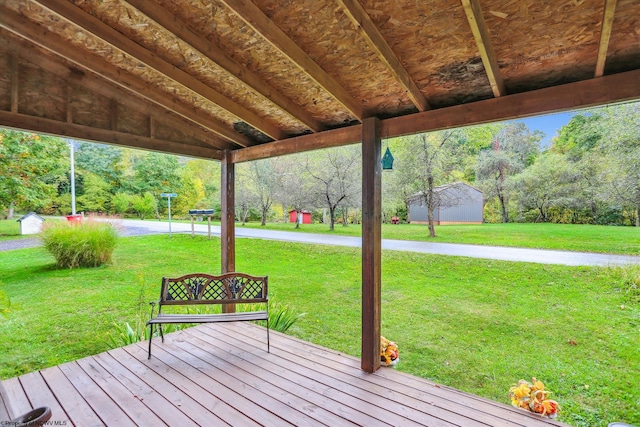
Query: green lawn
1,233,638,426
0,216,35,241
239,221,640,255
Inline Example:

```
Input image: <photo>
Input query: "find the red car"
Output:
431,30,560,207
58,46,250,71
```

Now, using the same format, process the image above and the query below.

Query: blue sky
513,111,575,148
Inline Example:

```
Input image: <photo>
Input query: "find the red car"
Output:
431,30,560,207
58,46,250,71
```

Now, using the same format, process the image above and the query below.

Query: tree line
1,101,638,229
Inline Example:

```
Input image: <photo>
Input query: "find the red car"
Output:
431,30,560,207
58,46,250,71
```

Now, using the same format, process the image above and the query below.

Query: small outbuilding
288,210,312,224
407,182,483,225
17,212,45,235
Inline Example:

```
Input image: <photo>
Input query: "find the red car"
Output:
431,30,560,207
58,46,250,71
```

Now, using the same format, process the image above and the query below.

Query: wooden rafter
595,0,618,77
218,0,365,121
34,0,284,141
0,110,223,160
126,0,324,133
460,0,506,97
336,0,430,111
0,6,251,148
232,69,640,163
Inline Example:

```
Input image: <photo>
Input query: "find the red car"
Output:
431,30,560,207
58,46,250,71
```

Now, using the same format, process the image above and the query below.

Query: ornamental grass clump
42,219,119,269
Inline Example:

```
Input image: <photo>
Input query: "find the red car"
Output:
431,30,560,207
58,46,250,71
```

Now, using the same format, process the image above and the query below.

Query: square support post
221,149,236,313
361,117,382,373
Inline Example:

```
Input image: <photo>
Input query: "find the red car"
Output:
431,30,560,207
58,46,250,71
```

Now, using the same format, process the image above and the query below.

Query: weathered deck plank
1,323,568,426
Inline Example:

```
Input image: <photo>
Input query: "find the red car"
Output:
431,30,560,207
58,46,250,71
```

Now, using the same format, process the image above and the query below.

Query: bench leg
148,323,154,359
159,325,165,343
267,318,270,353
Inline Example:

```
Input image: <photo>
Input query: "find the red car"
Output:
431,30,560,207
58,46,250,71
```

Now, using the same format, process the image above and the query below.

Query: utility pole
65,139,77,216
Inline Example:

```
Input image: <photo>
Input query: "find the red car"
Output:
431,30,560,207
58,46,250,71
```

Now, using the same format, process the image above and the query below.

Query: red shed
288,210,312,224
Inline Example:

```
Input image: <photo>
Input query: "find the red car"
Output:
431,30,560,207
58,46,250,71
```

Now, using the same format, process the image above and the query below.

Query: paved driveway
3,218,639,267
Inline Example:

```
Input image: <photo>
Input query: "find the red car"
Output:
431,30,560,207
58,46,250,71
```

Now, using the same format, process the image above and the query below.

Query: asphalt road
3,218,639,267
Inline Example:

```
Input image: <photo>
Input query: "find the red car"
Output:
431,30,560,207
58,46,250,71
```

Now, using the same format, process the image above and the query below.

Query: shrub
244,300,306,333
41,219,118,269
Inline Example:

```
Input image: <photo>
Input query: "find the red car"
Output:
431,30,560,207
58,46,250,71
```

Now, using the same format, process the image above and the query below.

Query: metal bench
147,272,269,358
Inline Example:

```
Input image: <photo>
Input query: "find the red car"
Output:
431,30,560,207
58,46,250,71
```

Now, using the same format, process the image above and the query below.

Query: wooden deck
1,322,567,426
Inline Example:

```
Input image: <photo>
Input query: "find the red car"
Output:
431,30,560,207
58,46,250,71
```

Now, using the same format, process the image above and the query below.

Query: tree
0,130,67,218
112,192,132,215
75,142,124,190
511,153,575,222
76,172,112,213
597,103,640,226
391,131,462,236
476,123,540,222
273,155,314,228
181,159,220,212
249,159,276,226
130,192,157,220
307,145,361,230
235,163,257,225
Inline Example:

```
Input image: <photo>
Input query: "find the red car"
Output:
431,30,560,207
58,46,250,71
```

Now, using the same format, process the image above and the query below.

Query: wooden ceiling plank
8,37,230,150
460,0,506,97
595,0,618,77
0,6,250,148
126,0,324,133
0,110,223,160
336,0,430,111
232,69,640,163
34,0,284,141
219,0,365,120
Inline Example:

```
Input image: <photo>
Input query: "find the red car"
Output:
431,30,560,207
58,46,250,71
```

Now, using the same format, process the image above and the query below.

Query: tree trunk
261,207,267,226
342,207,348,226
329,206,336,231
498,191,508,223
295,209,300,229
6,202,15,219
636,206,640,227
427,176,436,237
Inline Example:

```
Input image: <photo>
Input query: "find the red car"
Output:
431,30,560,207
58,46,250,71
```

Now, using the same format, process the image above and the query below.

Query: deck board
1,323,568,426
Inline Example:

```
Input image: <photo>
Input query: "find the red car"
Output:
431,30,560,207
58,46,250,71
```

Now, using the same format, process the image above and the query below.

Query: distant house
288,210,312,224
407,182,483,225
17,212,45,235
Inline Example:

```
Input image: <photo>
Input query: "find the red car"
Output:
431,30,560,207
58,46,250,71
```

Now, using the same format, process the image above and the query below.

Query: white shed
17,212,45,235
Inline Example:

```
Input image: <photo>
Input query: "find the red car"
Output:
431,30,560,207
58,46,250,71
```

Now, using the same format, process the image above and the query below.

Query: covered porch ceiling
2,0,639,374
1,0,639,162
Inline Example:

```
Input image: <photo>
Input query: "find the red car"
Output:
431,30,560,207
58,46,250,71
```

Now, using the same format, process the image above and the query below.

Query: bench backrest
159,272,267,306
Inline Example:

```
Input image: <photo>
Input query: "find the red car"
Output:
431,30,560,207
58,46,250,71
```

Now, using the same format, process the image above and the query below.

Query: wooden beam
33,0,283,141
231,69,640,162
110,99,118,131
595,0,617,77
0,7,250,148
10,52,19,113
361,117,381,373
460,0,506,97
381,68,640,139
221,150,236,312
219,0,365,121
336,0,429,111
126,0,324,133
65,82,73,123
0,110,223,160
232,126,362,163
